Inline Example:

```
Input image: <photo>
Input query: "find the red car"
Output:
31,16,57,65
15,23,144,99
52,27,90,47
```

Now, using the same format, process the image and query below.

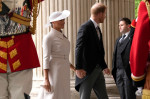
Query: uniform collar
51,28,64,39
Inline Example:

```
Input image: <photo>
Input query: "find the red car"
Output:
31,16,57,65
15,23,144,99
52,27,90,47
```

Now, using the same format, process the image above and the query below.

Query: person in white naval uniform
38,10,75,99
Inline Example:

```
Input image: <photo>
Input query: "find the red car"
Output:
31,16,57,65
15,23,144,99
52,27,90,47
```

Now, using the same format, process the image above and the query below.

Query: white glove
135,87,143,96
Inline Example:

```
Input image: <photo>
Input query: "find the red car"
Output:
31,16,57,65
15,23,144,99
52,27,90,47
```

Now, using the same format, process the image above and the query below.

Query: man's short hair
120,18,131,25
91,3,107,15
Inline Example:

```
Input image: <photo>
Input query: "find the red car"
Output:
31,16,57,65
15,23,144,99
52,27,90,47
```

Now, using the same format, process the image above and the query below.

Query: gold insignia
7,39,14,48
0,51,7,59
13,60,21,70
0,41,7,48
9,49,17,59
0,62,7,71
11,36,15,39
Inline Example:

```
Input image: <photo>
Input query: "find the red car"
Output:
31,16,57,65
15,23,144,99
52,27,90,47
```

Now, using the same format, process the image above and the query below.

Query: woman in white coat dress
39,10,75,99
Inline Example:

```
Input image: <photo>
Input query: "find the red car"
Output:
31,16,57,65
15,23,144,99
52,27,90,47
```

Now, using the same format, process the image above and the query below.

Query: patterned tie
96,26,101,39
120,34,126,43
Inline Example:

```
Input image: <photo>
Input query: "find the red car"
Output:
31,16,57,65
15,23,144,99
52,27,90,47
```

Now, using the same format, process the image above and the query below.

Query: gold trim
30,0,39,34
10,17,30,26
145,1,150,20
0,62,7,71
12,13,31,21
7,39,14,48
0,51,7,59
142,0,149,2
0,1,2,12
11,36,15,39
10,13,31,26
0,41,7,48
142,89,150,99
13,60,21,70
143,0,150,20
131,74,145,81
131,25,135,28
9,49,17,59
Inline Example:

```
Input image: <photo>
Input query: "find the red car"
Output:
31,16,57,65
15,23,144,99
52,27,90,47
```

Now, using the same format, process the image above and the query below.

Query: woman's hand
43,79,51,92
103,68,110,75
70,64,76,72
76,69,86,79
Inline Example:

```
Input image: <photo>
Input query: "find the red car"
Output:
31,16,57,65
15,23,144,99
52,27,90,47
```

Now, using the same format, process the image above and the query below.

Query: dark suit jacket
112,27,135,82
75,20,107,91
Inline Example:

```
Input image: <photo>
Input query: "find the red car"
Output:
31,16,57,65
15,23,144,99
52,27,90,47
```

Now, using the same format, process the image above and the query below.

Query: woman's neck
53,27,61,32
53,27,62,32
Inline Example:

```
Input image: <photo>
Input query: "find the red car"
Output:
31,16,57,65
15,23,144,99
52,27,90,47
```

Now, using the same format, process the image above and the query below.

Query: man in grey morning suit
112,18,137,99
75,3,110,99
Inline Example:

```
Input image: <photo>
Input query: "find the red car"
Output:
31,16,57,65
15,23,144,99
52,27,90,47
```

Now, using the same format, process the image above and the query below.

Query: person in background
112,18,137,99
39,10,75,99
129,0,150,98
75,3,110,99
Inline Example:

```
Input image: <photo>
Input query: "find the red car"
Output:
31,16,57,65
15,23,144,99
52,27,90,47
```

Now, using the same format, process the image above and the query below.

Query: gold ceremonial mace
0,0,2,12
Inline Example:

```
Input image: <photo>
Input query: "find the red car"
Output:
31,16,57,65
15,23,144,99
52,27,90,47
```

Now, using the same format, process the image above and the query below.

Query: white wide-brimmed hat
45,10,70,27
49,10,70,22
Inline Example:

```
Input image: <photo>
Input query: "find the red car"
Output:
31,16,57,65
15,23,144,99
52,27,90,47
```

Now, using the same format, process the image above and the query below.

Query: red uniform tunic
130,0,150,86
0,0,43,73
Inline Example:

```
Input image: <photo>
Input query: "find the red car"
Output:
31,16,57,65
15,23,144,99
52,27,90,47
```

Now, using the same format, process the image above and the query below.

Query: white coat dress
42,28,70,99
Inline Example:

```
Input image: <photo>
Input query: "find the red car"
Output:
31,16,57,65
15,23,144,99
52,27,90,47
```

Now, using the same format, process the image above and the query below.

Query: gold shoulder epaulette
10,13,31,26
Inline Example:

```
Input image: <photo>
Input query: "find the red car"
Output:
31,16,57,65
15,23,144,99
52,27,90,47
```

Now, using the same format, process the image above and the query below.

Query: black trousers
116,69,137,99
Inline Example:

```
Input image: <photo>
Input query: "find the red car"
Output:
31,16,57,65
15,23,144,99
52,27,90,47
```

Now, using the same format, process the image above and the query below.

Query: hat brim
45,10,70,27
50,10,70,22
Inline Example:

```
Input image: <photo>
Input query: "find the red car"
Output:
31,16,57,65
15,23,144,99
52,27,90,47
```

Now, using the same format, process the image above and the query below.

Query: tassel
30,0,40,35
142,89,150,99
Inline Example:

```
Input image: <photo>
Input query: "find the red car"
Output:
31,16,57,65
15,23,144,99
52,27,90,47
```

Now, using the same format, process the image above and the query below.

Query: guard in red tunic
130,0,150,98
0,0,43,99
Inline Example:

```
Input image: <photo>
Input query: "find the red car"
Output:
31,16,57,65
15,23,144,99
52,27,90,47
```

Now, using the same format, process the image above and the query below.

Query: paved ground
30,75,141,99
